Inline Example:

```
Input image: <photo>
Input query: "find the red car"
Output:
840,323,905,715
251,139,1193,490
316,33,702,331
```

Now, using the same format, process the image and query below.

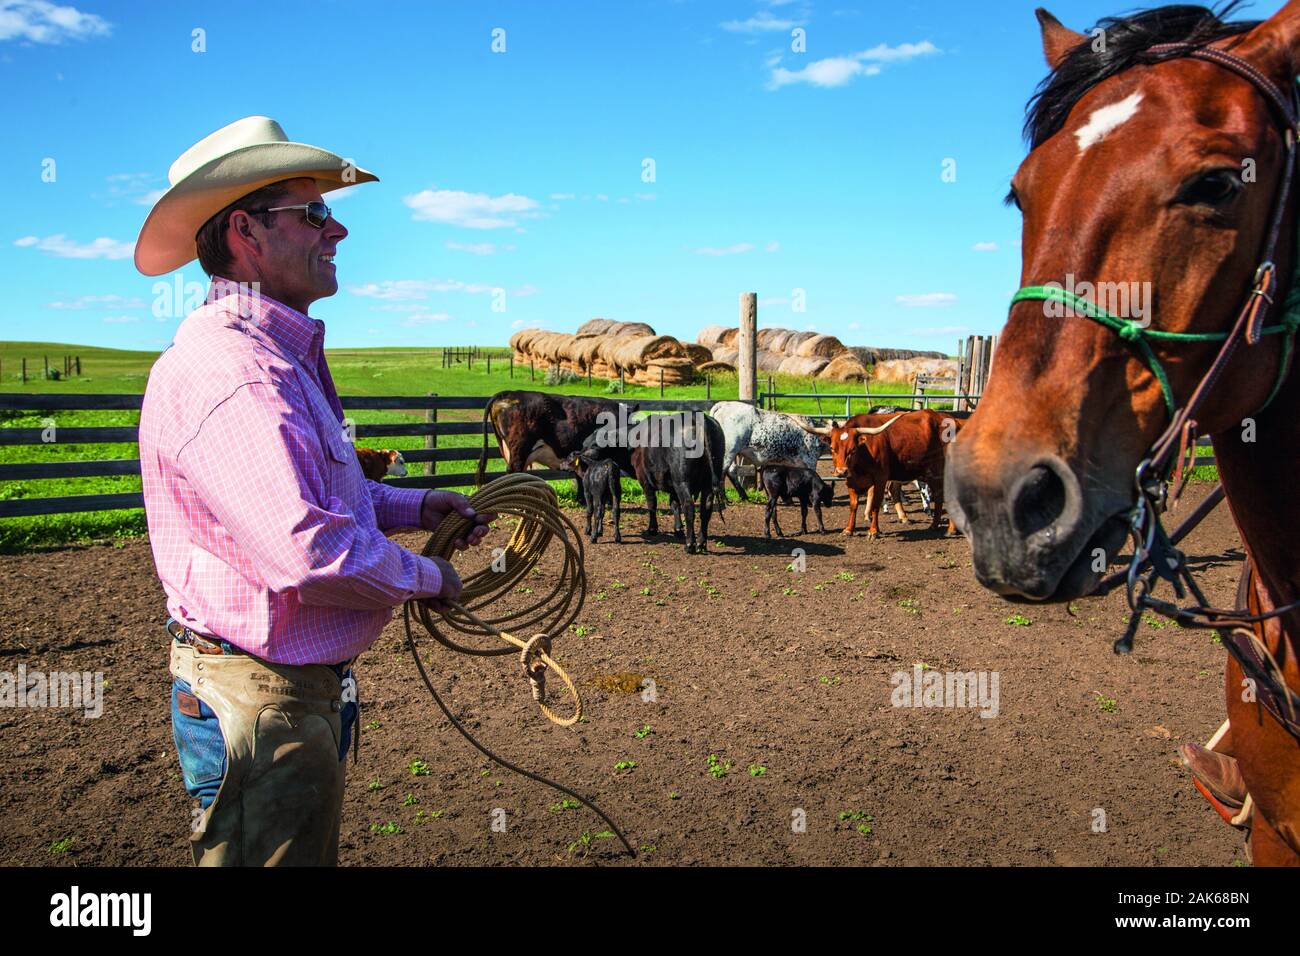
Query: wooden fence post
75,356,80,376
44,355,49,379
620,368,625,391
486,354,491,376
811,378,822,415
706,373,711,401
424,392,438,477
21,357,26,383
509,354,514,379
530,359,535,381
738,292,757,403
587,366,592,388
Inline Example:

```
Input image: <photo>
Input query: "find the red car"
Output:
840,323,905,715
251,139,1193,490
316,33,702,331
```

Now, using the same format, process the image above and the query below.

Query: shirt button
331,700,342,712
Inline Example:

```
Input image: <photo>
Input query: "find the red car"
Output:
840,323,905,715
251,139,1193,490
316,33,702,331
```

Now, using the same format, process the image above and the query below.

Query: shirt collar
206,276,324,367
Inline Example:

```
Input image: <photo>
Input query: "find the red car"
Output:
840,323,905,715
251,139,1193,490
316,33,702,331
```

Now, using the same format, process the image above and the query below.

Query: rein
1012,43,1300,742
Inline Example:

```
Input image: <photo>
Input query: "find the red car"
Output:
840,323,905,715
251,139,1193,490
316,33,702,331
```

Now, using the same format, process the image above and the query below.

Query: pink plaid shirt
138,278,442,664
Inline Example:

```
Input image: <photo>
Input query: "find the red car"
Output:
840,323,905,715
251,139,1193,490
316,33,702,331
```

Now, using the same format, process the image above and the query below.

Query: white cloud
511,284,540,297
403,187,541,229
635,192,657,201
325,184,363,202
768,40,939,89
847,322,860,330
101,314,138,323
347,278,495,300
445,241,504,256
896,293,957,308
550,193,575,201
0,1,111,44
765,240,780,253
510,318,543,329
694,242,755,256
721,10,801,33
14,233,133,259
595,194,609,201
48,293,146,310
759,296,790,307
972,241,999,252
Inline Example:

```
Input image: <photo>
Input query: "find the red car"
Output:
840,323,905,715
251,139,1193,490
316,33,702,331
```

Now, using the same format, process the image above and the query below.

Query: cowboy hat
134,115,378,276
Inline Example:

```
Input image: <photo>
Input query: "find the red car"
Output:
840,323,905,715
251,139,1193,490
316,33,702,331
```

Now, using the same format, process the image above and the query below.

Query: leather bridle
1012,42,1300,741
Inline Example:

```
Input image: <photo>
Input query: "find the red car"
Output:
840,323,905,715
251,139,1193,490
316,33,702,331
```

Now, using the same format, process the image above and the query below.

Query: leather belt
166,619,242,656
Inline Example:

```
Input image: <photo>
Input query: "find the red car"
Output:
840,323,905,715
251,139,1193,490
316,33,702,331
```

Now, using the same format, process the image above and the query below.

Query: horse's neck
1213,373,1300,630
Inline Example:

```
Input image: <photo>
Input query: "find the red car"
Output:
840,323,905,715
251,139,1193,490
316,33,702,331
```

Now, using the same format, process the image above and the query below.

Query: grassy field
1,339,951,552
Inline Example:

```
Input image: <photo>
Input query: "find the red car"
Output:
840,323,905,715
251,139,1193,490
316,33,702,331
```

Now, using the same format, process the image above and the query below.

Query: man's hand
419,490,495,549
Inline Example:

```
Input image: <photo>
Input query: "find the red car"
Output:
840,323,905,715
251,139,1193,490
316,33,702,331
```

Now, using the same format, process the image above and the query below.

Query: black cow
580,410,726,553
476,391,636,503
561,451,623,543
760,466,834,538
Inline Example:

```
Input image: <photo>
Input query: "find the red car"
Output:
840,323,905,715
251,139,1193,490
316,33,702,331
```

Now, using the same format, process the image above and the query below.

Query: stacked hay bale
871,357,959,386
509,319,696,386
695,326,870,381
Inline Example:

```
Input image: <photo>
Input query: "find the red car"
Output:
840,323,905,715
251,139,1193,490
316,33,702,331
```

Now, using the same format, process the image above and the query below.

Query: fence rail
0,392,726,517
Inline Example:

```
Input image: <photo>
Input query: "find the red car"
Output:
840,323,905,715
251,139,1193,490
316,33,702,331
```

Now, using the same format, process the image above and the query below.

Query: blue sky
2,0,1288,353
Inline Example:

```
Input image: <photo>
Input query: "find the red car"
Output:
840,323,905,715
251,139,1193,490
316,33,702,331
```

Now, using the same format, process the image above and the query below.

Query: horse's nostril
1011,463,1067,537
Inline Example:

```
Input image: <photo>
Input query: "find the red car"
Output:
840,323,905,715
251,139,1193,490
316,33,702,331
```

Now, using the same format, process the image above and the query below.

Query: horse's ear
1036,8,1086,71
1231,0,1300,82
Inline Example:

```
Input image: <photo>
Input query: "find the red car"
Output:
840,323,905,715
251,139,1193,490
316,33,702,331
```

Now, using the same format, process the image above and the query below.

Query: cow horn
801,422,832,438
854,413,904,436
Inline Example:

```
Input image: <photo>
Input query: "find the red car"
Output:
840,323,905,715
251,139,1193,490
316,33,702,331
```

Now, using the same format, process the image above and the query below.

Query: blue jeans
167,617,357,810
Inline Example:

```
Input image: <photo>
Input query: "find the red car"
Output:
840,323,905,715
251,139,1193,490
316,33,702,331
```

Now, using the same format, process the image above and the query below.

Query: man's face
249,178,347,309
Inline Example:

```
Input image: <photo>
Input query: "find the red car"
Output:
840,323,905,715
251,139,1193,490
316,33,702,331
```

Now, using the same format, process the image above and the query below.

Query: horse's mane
1023,2,1259,149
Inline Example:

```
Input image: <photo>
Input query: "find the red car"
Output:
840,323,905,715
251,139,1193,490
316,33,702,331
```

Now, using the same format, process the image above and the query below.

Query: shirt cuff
414,554,443,599
370,482,428,532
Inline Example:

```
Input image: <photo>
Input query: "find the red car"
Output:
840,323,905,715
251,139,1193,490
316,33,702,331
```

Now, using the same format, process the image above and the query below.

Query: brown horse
945,3,1300,864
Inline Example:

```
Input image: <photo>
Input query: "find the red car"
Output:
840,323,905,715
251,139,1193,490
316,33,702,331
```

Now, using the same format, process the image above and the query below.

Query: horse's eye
1177,170,1243,207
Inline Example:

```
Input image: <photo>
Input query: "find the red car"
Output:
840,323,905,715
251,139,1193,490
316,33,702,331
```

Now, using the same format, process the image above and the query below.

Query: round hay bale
575,318,614,337
777,355,831,377
769,330,797,355
757,328,784,350
683,342,713,366
756,350,785,372
818,353,870,382
795,334,846,359
571,335,606,368
611,321,656,337
711,345,739,366
698,360,736,374
872,357,959,387
609,334,687,368
719,328,740,347
509,328,545,353
786,331,818,351
697,325,728,348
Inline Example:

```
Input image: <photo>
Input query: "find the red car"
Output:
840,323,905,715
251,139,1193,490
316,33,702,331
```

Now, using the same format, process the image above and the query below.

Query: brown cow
805,410,964,538
354,447,408,482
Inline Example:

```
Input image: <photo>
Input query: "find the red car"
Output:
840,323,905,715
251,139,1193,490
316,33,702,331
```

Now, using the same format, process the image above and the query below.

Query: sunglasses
254,200,333,228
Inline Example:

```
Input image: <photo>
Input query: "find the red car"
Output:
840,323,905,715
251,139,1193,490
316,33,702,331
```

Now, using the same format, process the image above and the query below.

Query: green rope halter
1009,278,1300,417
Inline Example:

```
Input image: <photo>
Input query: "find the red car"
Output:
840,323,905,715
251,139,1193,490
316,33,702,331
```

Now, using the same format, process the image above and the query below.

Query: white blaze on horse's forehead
1074,92,1144,152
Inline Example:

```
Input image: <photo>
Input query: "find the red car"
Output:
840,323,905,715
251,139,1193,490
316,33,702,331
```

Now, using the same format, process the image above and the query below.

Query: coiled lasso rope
402,471,634,856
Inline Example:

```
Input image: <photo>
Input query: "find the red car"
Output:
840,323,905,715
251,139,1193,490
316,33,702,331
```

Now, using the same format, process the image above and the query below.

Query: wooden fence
0,392,720,518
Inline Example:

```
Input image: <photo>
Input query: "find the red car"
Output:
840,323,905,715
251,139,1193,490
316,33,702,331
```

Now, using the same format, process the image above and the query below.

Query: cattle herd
463,390,967,551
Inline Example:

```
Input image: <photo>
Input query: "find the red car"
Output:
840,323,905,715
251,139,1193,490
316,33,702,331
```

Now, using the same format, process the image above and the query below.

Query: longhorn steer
805,409,964,538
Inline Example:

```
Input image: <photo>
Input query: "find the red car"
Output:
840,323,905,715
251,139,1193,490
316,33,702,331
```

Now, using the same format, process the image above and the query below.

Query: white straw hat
134,115,377,276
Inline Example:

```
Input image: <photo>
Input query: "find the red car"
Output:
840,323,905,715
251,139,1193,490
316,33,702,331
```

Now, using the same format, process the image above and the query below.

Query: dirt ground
0,481,1249,866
